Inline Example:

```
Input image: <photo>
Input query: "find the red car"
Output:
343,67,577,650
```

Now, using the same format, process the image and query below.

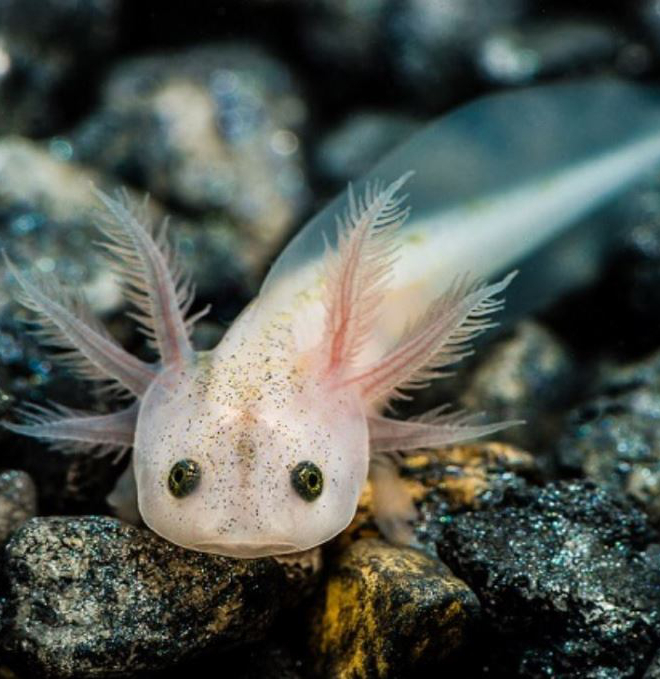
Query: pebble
558,349,660,522
461,321,577,453
386,0,529,104
0,516,316,678
308,538,480,678
429,480,660,677
0,470,36,544
477,19,626,86
70,43,310,273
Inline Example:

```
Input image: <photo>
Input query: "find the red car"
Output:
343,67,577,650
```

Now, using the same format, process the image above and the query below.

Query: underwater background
2,1,660,678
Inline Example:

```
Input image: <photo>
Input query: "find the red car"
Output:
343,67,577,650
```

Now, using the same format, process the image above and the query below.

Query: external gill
318,174,522,545
3,189,205,459
319,173,521,451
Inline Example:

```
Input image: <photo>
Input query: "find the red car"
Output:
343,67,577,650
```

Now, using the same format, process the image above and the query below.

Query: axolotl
5,79,660,558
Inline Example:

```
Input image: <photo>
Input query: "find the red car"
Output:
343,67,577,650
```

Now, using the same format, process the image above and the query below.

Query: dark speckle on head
134,321,369,557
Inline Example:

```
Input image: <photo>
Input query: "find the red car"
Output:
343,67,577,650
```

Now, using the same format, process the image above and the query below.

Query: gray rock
71,43,310,273
0,136,122,314
0,470,36,544
301,0,530,105
1,516,312,678
477,19,627,86
386,0,529,103
0,136,251,315
558,350,660,522
461,321,576,452
429,480,660,677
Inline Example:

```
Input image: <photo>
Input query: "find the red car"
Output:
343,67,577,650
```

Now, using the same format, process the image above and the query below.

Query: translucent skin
134,330,369,557
9,80,660,557
3,176,518,558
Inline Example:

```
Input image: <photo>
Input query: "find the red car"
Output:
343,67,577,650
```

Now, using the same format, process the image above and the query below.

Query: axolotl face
133,348,369,558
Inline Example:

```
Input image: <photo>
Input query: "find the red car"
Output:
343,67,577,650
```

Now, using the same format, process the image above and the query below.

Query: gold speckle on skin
404,231,426,245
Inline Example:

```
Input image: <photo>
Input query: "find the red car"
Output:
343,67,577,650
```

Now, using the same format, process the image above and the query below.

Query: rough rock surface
429,480,660,677
309,538,480,678
339,442,536,554
0,516,310,678
558,349,660,522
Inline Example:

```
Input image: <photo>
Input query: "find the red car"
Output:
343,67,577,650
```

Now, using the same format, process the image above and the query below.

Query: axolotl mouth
192,541,301,558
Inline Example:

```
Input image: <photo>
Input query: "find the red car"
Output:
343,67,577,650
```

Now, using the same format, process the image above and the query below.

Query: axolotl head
133,348,369,558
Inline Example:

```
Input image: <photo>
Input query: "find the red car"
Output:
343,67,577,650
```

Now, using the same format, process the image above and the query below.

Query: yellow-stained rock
309,538,480,678
424,441,535,509
339,442,535,550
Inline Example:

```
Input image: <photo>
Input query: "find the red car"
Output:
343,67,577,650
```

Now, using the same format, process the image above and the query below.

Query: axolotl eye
290,461,324,501
168,459,201,498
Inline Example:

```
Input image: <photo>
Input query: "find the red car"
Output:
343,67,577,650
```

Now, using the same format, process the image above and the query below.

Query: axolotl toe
6,79,660,557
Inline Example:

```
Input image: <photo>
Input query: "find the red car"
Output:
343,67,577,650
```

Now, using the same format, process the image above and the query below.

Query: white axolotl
5,79,660,558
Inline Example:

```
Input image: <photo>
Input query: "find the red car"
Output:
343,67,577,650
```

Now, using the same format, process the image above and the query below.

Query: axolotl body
6,79,660,557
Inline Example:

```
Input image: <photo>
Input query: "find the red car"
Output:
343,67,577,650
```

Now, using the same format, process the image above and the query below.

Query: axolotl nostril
5,78,660,558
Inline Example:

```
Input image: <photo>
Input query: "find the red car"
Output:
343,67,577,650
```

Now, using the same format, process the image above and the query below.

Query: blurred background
5,4,660,678
3,0,660,507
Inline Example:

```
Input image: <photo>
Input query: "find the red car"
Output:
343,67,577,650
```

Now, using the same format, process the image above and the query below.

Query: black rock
300,0,390,76
386,0,529,105
635,0,660,67
542,185,660,361
0,0,121,136
598,209,660,357
429,480,660,677
299,0,529,108
0,516,312,678
0,0,119,51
